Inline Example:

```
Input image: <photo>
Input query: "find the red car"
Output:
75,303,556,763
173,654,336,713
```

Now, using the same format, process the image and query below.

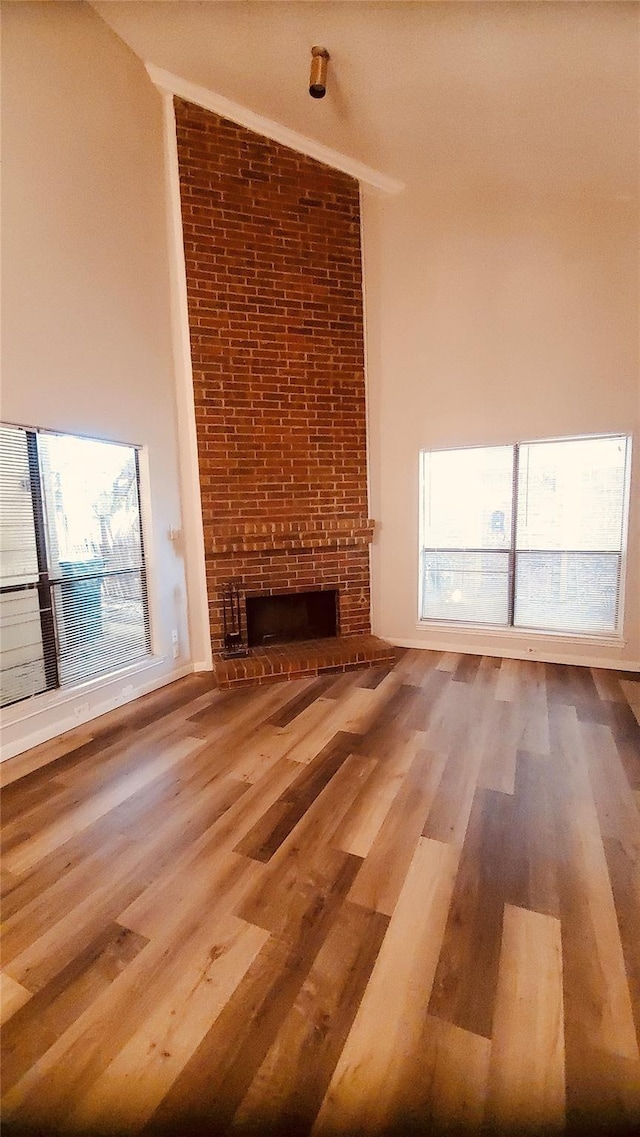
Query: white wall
1,2,193,757
364,186,640,667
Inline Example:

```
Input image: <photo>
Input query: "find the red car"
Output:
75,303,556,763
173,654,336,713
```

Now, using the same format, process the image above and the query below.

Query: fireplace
175,99,395,685
246,589,338,648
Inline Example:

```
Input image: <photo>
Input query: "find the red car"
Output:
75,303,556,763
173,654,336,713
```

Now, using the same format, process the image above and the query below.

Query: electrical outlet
73,701,90,721
171,629,179,644
122,684,134,700
172,643,180,659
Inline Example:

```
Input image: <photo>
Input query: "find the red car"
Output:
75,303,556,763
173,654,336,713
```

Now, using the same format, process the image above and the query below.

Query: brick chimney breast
174,98,375,665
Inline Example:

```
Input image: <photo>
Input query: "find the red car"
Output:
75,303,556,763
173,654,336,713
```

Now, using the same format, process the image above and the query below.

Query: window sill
1,654,169,726
415,621,625,650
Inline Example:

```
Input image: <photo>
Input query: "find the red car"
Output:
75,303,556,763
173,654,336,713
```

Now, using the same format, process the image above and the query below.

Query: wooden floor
1,651,639,1137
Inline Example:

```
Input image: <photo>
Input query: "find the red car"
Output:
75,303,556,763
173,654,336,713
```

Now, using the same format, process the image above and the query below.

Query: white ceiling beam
146,63,405,197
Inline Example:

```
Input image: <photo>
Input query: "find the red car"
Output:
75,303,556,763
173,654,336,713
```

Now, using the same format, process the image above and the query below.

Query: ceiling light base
309,47,330,99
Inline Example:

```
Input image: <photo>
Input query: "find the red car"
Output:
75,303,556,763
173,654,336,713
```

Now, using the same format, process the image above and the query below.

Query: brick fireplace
174,99,393,685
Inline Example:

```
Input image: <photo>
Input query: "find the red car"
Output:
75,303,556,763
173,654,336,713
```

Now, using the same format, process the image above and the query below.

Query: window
419,434,631,637
1,424,151,708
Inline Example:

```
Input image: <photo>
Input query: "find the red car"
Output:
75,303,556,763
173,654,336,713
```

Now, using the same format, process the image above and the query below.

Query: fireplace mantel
206,517,375,554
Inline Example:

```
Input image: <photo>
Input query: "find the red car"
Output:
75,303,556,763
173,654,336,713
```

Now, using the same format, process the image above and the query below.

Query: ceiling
91,1,639,199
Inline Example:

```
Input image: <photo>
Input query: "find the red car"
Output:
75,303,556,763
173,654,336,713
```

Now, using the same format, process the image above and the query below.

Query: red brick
175,98,373,656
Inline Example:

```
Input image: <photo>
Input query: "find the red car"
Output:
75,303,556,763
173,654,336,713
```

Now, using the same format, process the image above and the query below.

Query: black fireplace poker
222,579,248,658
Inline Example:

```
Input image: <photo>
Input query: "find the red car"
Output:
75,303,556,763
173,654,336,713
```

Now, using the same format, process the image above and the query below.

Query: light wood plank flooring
1,651,639,1137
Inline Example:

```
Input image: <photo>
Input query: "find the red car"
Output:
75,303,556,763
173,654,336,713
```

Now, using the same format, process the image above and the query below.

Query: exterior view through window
419,434,631,636
0,424,151,708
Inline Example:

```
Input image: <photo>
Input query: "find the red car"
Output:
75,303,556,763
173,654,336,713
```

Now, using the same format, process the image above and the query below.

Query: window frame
418,433,632,641
1,422,153,709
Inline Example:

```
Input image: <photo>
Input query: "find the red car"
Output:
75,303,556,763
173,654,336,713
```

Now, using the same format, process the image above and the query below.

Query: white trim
360,183,373,521
359,182,376,635
146,64,405,197
2,655,167,727
415,621,624,649
135,444,160,656
159,89,213,673
390,637,639,672
1,659,195,762
616,434,633,643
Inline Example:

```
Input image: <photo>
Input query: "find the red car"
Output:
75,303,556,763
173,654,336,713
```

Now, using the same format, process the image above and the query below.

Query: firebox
246,589,338,648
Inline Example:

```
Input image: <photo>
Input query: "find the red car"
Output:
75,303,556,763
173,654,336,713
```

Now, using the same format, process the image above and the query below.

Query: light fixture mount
309,46,330,99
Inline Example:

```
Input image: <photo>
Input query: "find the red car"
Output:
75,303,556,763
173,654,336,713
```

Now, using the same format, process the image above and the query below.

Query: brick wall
174,98,373,654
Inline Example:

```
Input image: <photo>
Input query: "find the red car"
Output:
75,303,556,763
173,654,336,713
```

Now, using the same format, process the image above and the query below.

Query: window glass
39,433,143,579
419,434,630,637
420,446,513,625
513,435,628,634
516,436,628,552
422,446,513,549
0,424,151,708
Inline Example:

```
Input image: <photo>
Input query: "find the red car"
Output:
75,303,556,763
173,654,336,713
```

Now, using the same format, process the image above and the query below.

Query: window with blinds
419,434,631,636
1,425,151,709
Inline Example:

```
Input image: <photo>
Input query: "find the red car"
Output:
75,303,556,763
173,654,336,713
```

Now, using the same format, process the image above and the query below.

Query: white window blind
419,434,630,637
1,425,151,709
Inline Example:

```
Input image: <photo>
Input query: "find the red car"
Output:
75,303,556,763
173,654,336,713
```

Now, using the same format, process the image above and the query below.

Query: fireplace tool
222,579,248,657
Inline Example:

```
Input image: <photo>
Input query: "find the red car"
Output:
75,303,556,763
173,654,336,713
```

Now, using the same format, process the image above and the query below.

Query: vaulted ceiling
92,1,638,199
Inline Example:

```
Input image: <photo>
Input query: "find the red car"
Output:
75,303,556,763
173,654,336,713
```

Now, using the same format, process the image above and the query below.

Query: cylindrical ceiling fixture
309,46,330,98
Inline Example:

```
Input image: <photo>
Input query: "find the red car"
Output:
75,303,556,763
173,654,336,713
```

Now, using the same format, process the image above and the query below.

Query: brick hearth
215,634,397,689
175,99,387,683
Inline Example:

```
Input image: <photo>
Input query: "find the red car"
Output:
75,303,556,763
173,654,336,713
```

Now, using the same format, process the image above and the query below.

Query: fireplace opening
246,589,338,648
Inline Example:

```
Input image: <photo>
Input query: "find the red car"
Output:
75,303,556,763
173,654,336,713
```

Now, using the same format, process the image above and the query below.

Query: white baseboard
388,637,640,672
0,660,196,762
